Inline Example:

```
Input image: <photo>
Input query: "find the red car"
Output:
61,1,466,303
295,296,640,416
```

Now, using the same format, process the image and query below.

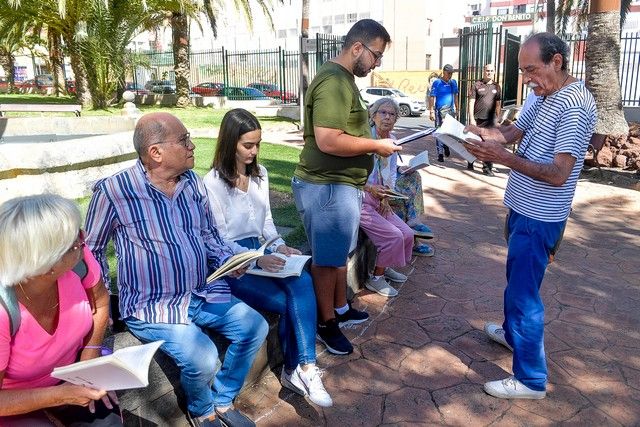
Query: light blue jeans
227,236,317,370
125,295,268,417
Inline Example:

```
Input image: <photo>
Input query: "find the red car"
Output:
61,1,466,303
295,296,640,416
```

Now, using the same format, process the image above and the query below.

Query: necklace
18,282,59,309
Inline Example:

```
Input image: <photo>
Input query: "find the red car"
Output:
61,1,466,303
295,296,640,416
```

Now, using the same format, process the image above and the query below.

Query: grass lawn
0,94,297,130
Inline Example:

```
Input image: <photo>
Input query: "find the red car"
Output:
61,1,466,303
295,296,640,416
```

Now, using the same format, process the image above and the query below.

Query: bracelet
82,345,113,356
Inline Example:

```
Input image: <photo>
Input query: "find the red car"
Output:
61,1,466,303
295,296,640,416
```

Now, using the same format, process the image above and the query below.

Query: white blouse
203,164,285,254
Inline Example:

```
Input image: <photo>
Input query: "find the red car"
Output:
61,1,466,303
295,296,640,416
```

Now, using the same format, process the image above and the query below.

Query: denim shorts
291,176,362,267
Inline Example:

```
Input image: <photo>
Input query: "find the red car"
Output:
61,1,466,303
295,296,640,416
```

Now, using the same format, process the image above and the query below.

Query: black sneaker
467,162,474,170
437,154,444,163
335,303,369,327
317,319,353,355
443,145,451,157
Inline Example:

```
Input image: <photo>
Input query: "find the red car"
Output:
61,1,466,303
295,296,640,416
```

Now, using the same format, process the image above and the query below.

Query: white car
360,87,426,117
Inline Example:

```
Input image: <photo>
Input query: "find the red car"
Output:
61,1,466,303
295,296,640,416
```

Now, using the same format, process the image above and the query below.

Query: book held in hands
206,235,281,283
433,115,482,163
51,340,164,391
246,254,312,278
398,150,430,175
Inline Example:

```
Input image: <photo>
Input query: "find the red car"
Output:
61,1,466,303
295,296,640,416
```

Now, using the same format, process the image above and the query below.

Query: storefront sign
471,13,533,24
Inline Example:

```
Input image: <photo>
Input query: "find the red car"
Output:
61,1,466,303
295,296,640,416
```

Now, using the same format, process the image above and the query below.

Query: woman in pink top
0,194,121,426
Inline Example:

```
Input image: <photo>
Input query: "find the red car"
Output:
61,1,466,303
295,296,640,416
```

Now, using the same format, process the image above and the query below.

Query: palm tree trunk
0,48,16,93
546,0,556,33
48,31,66,96
585,0,629,137
172,12,191,108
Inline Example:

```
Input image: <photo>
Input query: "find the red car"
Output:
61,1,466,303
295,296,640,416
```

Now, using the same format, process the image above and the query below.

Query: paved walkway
232,125,640,426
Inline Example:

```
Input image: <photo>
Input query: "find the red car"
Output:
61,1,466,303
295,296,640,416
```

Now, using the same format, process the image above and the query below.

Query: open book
399,150,430,175
434,114,481,163
206,235,280,283
394,127,437,146
51,341,164,391
246,254,311,278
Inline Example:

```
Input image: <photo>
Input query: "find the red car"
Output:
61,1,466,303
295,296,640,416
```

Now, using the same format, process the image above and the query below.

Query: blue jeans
125,295,268,417
227,237,317,370
291,176,362,266
503,209,566,392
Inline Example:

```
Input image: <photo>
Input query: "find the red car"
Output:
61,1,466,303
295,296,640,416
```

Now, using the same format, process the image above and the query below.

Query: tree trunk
67,43,93,108
172,12,191,108
300,0,310,99
546,0,556,33
0,48,16,93
48,31,66,96
585,1,629,137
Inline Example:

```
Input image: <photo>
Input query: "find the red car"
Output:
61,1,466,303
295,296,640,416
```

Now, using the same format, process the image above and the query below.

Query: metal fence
131,33,343,104
559,31,638,106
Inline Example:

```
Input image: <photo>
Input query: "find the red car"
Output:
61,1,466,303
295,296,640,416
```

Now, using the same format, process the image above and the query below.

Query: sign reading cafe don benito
471,13,534,24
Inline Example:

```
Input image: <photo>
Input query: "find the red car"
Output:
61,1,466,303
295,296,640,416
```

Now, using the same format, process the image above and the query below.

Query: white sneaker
484,376,546,399
281,365,333,407
384,267,407,283
365,276,398,297
484,322,513,351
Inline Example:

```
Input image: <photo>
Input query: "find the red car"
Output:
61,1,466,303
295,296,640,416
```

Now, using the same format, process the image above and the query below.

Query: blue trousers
227,237,317,370
503,209,566,391
125,295,268,417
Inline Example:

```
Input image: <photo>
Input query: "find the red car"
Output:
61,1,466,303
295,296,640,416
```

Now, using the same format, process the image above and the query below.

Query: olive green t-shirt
294,61,373,188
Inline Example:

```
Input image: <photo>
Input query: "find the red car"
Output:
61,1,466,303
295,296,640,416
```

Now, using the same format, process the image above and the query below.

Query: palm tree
554,0,631,137
160,0,278,108
0,18,30,93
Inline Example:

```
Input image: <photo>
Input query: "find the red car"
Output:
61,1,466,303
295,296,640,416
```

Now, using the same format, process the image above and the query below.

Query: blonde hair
0,194,81,287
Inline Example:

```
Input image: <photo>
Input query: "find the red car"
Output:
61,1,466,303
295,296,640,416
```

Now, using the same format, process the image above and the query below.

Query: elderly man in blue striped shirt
465,32,597,400
85,112,268,427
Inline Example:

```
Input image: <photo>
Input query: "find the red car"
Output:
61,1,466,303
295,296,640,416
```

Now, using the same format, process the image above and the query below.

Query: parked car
359,87,426,117
65,79,76,94
16,74,55,93
222,86,274,101
125,82,150,95
191,82,224,96
0,77,8,93
144,80,176,94
247,82,298,103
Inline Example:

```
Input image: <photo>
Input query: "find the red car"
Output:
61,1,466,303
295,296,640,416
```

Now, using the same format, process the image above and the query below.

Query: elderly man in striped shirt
85,112,268,427
465,32,596,400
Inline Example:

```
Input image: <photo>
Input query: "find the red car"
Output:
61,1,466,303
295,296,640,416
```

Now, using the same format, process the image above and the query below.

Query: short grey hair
133,119,166,157
524,32,569,71
0,194,80,287
368,97,399,127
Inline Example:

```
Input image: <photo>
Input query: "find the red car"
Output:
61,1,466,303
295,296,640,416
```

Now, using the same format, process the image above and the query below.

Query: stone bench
106,236,375,425
0,103,82,117
106,311,282,426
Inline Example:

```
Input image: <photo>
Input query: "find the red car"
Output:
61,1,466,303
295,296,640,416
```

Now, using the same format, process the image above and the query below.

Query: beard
353,57,373,78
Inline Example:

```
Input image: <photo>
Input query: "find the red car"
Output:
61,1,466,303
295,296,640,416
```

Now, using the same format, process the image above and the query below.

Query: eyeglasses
361,43,383,62
376,110,397,118
67,230,86,254
153,132,193,149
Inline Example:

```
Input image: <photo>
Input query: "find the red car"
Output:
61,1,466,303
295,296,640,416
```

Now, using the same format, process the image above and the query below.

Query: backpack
0,259,89,337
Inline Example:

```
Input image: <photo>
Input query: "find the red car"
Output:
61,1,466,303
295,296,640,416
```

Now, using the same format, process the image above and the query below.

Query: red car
191,82,224,96
247,83,298,103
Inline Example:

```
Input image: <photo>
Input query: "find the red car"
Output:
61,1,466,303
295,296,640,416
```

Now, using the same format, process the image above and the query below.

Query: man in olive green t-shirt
292,19,400,356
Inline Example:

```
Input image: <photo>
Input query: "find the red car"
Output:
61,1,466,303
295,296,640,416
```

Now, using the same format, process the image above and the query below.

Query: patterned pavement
233,127,640,426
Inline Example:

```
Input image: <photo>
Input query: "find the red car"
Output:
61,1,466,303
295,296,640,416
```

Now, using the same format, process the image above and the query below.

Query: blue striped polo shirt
506,81,596,222
85,160,234,324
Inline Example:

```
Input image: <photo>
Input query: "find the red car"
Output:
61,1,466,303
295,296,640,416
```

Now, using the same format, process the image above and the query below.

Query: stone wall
591,123,640,170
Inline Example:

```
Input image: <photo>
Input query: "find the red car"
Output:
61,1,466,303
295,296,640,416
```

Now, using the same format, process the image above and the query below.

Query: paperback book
246,254,312,278
433,114,481,163
51,341,164,391
206,235,281,283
